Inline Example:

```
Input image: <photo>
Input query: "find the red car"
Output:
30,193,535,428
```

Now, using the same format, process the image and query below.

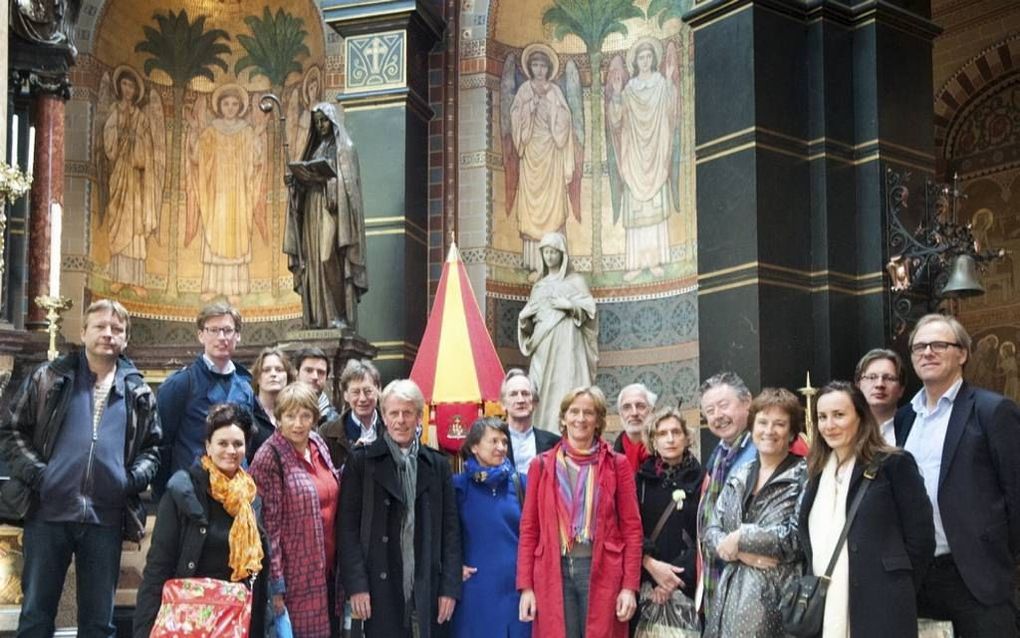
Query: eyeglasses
203,327,237,338
859,374,899,384
909,341,961,355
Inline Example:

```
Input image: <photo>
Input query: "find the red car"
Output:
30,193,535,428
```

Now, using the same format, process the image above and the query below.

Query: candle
49,202,62,297
9,115,17,166
27,126,35,177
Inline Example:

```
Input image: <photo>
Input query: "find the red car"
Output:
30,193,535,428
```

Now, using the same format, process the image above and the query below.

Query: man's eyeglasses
859,373,899,384
909,341,961,355
203,327,237,338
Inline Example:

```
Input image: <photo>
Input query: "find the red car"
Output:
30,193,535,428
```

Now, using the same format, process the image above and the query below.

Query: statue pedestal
280,328,378,400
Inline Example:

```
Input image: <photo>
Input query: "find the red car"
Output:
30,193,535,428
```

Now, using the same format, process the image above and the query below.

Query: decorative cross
365,38,388,74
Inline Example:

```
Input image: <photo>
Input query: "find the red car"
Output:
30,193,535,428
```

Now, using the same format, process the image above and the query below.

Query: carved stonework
345,31,406,92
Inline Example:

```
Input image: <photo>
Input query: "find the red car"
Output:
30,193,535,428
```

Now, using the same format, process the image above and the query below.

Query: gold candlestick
34,296,73,361
798,371,818,444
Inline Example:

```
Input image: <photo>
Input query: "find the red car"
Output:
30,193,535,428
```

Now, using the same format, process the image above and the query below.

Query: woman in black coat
799,381,934,638
134,404,271,638
635,408,703,603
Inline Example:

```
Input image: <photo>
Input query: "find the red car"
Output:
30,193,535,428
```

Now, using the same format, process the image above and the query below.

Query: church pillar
25,89,66,330
685,0,938,404
322,0,444,378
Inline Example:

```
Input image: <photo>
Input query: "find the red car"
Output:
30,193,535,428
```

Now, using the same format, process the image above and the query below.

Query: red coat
517,441,643,638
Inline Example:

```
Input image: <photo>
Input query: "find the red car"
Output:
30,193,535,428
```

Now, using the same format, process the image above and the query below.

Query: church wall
933,0,1020,404
463,0,701,424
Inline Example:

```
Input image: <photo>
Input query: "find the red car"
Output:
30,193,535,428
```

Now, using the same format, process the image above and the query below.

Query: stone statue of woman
518,232,598,432
284,102,368,330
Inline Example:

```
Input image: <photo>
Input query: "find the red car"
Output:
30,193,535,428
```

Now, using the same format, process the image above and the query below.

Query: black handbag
780,455,882,637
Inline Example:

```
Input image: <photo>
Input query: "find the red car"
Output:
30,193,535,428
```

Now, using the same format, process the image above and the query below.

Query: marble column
25,93,64,329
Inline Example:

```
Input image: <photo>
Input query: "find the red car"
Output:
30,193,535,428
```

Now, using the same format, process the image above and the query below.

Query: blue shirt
904,377,963,556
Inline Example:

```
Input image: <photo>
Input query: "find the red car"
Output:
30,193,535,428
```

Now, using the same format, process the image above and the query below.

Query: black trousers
917,555,1017,638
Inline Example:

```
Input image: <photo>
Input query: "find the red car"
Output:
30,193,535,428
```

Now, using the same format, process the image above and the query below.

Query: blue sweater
153,356,255,497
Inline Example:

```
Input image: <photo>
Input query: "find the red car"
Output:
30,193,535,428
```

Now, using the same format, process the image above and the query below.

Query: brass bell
940,254,985,298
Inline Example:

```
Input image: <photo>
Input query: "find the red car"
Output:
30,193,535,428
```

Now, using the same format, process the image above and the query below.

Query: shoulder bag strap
510,471,525,510
821,455,884,579
650,491,680,544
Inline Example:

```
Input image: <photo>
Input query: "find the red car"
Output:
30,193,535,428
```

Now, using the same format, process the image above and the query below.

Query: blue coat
451,468,531,638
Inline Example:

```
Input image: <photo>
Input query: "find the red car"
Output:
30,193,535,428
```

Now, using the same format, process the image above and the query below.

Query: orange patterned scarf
201,456,264,581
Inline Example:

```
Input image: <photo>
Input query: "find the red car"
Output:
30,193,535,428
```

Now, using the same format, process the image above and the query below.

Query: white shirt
510,426,537,474
879,418,896,447
202,354,235,375
352,410,378,445
904,378,963,556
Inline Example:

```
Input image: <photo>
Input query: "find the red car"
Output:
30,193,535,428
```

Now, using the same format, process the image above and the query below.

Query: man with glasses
896,313,1020,637
153,302,257,497
321,359,382,470
613,383,656,470
854,348,906,445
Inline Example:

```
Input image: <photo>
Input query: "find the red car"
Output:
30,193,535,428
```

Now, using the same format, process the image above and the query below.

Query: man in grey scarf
340,379,462,638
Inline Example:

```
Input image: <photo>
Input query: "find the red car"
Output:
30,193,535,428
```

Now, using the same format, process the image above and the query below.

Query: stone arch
935,33,1020,157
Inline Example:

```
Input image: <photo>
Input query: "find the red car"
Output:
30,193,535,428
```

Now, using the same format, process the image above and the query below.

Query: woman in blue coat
451,417,531,638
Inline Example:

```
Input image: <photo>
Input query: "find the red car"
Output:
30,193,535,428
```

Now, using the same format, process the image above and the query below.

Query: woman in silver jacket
703,388,807,637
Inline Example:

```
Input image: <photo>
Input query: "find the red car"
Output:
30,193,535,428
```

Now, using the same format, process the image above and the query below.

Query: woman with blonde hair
250,382,341,637
517,386,643,638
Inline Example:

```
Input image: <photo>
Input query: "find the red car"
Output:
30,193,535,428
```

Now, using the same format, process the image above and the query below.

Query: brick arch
935,33,1020,157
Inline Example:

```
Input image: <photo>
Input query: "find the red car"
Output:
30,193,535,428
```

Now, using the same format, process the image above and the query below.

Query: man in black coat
896,313,1020,637
501,368,559,474
339,379,461,638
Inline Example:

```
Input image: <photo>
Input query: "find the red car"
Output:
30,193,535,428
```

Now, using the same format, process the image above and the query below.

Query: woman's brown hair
807,380,896,478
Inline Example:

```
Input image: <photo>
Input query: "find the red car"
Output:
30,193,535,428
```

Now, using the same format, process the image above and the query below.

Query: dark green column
322,1,443,380
685,0,938,406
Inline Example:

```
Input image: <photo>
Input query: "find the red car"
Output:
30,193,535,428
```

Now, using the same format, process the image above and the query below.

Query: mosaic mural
487,0,696,291
77,0,329,322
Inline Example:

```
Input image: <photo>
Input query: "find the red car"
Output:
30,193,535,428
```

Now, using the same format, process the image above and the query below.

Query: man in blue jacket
0,299,160,637
153,302,256,497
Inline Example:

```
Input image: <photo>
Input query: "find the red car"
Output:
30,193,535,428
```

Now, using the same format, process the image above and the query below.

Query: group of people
0,299,1017,638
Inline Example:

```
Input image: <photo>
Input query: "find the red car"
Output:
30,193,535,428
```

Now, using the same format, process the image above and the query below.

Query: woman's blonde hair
274,382,320,421
558,385,608,438
643,408,690,455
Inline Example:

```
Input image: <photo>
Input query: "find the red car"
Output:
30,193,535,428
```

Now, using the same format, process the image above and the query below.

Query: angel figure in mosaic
286,65,323,162
501,43,583,279
94,64,165,297
185,83,268,303
606,37,682,281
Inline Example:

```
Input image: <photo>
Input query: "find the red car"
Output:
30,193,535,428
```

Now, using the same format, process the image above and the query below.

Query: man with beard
612,383,656,470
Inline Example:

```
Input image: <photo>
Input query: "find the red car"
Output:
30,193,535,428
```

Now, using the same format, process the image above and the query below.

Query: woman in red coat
517,385,644,638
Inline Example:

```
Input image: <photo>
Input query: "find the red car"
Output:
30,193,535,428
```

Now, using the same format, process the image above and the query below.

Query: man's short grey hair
340,358,382,391
500,368,539,403
616,383,658,412
380,378,425,414
699,371,752,402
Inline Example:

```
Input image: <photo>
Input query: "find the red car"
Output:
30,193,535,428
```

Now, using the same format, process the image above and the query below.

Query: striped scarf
555,439,600,553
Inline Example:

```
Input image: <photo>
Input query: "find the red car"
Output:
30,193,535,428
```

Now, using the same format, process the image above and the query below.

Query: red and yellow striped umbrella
410,243,505,450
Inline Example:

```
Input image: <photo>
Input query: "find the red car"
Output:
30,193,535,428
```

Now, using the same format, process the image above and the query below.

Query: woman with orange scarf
134,403,271,637
517,386,644,638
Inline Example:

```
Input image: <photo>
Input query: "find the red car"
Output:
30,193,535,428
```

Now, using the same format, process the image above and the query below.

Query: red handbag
150,577,252,638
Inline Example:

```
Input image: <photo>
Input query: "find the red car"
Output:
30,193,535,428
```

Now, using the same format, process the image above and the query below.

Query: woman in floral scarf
135,403,271,637
517,386,644,638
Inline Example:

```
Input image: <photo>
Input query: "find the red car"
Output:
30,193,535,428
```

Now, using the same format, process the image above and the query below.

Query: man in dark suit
501,368,559,474
896,313,1020,637
339,379,461,638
